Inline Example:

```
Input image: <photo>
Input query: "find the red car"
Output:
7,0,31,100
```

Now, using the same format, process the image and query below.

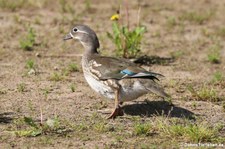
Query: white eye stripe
77,30,89,34
70,29,89,39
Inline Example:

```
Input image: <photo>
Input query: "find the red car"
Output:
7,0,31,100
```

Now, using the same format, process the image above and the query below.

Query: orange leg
107,89,124,119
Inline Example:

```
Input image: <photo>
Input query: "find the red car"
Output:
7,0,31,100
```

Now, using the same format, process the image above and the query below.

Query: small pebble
28,69,36,75
54,66,58,70
35,52,41,57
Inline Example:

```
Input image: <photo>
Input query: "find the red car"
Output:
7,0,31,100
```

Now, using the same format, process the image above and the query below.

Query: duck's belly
84,74,148,102
84,74,114,99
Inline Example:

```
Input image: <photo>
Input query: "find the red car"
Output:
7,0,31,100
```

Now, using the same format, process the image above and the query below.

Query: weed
12,116,71,137
84,0,91,10
0,0,26,11
13,15,21,24
25,59,37,75
42,87,50,98
197,87,217,101
93,122,108,133
74,122,89,132
133,123,152,136
20,27,36,51
59,0,75,14
151,30,161,37
212,71,224,83
201,28,211,37
155,117,223,143
170,50,183,59
34,17,41,25
188,85,219,102
107,10,146,58
191,102,197,109
63,63,79,76
68,63,79,72
166,16,177,29
167,123,217,142
50,72,63,81
17,83,26,92
222,102,225,111
178,23,185,34
25,59,35,70
179,11,214,24
70,83,76,92
215,27,225,38
107,23,146,58
207,44,221,64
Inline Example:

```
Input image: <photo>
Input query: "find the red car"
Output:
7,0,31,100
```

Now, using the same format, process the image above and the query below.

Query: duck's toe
107,106,124,119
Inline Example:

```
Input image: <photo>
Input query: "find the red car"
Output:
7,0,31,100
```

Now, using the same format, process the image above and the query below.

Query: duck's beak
63,33,73,40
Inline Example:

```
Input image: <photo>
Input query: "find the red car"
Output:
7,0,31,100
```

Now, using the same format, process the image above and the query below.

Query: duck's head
64,25,100,53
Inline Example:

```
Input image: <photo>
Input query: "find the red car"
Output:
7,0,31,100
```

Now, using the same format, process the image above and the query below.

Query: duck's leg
107,89,124,119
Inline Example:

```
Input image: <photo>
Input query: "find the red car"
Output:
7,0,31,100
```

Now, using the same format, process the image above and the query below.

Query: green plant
215,27,225,38
25,59,37,75
70,83,76,92
84,0,91,10
191,101,197,109
163,123,218,142
212,71,224,83
0,0,26,11
68,63,79,72
207,44,221,64
93,122,108,133
17,83,26,92
222,102,225,111
59,0,75,13
13,116,70,137
179,11,214,25
133,123,152,136
155,117,224,143
25,59,35,70
197,87,217,101
42,87,50,97
166,16,177,29
170,50,184,59
187,85,219,102
50,72,63,81
20,27,36,51
63,63,79,76
107,10,146,58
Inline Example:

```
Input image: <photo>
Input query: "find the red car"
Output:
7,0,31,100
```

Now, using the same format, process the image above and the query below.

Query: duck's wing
88,55,163,81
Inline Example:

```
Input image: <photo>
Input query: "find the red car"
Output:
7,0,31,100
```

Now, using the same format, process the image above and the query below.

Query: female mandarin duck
64,25,169,119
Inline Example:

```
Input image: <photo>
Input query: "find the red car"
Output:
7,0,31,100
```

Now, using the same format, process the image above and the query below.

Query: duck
64,24,169,119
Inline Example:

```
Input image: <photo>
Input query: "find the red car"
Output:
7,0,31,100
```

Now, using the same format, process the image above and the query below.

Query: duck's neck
81,41,99,56
81,43,99,69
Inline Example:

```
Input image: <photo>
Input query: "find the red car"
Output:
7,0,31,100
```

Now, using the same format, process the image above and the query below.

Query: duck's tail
142,79,170,98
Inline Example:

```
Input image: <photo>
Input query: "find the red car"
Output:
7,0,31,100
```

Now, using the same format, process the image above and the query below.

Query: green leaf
30,129,42,137
14,129,42,137
24,117,38,129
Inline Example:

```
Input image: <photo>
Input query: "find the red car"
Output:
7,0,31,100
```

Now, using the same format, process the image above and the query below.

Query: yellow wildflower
110,14,119,21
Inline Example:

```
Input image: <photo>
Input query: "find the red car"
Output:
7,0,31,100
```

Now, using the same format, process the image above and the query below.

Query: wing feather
88,55,163,81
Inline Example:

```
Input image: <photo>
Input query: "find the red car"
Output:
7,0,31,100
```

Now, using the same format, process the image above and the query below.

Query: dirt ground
0,0,225,148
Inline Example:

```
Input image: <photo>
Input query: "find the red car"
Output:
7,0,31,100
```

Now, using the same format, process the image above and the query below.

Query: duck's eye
73,28,78,32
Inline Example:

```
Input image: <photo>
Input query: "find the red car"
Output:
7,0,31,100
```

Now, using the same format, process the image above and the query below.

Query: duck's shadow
134,55,175,66
0,112,14,124
122,100,195,120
